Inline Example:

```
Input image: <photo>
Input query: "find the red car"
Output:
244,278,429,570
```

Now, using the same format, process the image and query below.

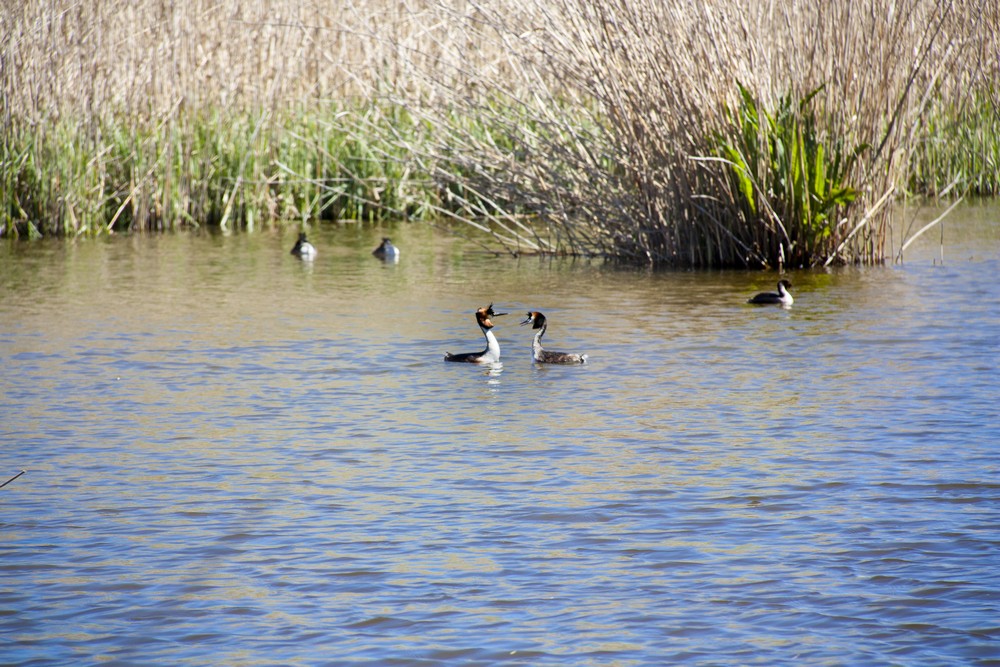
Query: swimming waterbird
747,280,793,306
290,232,317,259
444,304,507,363
520,311,588,364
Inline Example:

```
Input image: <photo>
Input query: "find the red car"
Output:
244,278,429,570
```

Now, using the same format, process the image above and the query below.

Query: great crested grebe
290,232,317,259
444,304,507,363
372,237,400,260
748,279,793,306
520,311,588,364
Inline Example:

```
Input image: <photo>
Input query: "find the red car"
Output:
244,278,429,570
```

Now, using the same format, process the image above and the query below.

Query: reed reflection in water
1,210,998,666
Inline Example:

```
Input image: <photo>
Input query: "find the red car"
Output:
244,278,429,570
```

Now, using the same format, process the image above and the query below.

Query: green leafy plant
716,83,868,265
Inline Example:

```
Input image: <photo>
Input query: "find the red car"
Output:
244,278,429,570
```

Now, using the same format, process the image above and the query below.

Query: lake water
1,204,998,666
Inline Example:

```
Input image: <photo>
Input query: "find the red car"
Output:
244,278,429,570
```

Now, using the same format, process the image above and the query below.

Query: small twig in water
0,470,26,489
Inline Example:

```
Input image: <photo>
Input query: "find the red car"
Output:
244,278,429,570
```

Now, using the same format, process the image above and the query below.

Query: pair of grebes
291,233,399,261
445,305,588,365
445,281,793,366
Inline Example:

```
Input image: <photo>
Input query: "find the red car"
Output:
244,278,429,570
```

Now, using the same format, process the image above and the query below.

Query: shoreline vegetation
2,0,998,267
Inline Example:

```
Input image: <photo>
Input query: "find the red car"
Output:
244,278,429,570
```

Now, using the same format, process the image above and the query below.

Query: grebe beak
519,313,533,326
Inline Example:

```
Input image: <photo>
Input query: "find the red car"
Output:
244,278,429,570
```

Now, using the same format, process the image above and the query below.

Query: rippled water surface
2,206,999,666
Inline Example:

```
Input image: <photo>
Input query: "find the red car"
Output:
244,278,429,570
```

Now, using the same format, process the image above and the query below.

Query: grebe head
520,311,547,330
476,303,507,329
778,279,792,293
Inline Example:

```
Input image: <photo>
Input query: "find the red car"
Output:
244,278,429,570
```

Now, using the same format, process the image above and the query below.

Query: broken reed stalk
0,470,26,489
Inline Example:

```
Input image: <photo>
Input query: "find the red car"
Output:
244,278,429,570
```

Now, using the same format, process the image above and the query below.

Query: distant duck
290,232,317,259
373,237,400,260
444,304,507,363
520,311,588,364
748,279,793,306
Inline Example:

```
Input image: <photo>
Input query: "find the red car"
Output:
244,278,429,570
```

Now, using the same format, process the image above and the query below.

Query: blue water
1,212,998,665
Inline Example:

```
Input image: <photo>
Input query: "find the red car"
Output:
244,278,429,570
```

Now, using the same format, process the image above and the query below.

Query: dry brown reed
1,0,503,121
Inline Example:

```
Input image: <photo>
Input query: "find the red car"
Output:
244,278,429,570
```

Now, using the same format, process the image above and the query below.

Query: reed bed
2,0,997,266
400,0,997,266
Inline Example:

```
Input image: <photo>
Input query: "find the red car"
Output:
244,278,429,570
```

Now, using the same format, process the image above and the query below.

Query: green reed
0,103,441,236
907,92,1000,197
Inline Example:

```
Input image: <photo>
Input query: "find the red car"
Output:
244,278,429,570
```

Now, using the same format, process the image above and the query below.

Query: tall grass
711,84,866,268
2,0,997,265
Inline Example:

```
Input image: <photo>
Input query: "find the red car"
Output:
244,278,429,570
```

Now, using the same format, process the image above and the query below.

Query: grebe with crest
373,237,400,260
520,311,588,364
290,232,317,259
444,304,507,363
748,279,793,306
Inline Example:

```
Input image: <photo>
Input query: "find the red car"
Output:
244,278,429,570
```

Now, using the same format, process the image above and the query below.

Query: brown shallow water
1,204,998,665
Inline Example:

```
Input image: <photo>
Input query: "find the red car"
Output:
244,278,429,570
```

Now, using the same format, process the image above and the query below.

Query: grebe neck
778,282,793,305
482,325,501,363
531,323,547,358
